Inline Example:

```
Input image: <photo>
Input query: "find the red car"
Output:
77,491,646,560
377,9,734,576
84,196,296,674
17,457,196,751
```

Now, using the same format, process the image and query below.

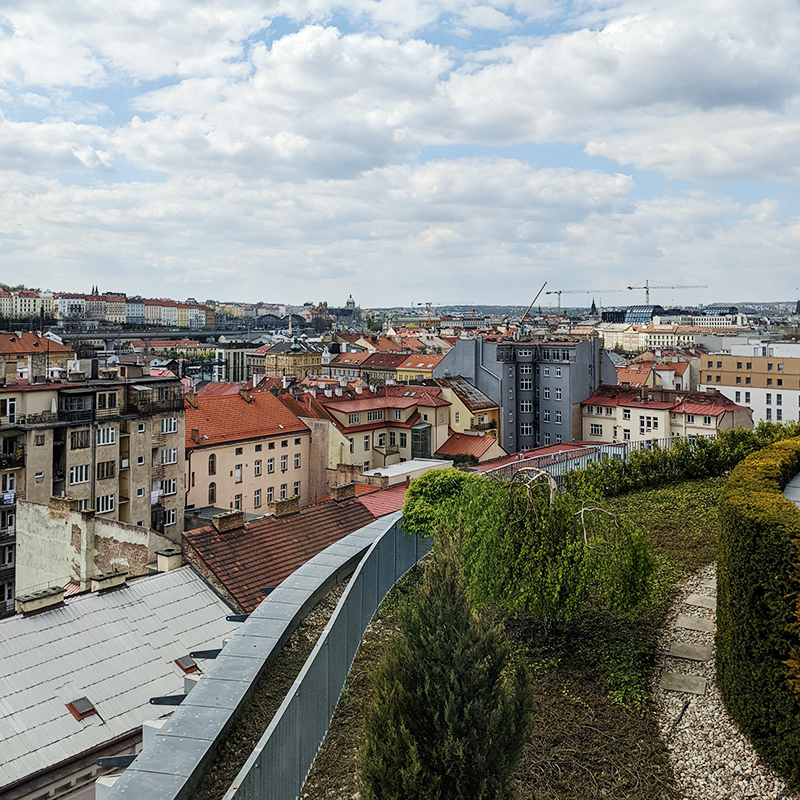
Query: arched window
208,454,216,475
208,482,216,504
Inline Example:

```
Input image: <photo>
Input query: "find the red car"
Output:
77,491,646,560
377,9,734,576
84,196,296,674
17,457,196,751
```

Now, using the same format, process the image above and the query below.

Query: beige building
436,376,500,438
580,385,753,444
185,390,312,516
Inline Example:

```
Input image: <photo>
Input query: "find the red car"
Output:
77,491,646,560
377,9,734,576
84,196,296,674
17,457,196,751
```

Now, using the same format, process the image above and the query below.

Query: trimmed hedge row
717,438,800,786
562,421,800,498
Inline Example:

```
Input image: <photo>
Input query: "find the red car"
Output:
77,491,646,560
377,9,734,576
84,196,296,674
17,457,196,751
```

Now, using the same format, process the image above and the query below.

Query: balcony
1,491,22,505
126,397,184,416
374,444,400,456
470,420,497,432
0,451,24,470
2,411,57,428
57,408,95,424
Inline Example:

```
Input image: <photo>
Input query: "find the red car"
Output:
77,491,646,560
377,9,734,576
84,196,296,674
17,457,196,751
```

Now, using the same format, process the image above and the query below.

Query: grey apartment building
433,337,615,452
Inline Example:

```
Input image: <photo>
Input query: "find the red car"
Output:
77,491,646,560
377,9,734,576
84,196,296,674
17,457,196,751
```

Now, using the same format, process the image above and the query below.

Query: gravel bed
653,564,799,800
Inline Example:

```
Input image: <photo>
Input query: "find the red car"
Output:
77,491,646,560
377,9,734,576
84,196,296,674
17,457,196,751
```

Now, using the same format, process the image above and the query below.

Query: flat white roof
362,458,453,479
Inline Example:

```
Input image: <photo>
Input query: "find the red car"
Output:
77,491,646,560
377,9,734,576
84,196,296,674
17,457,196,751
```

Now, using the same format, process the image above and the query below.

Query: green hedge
717,438,800,785
562,421,800,498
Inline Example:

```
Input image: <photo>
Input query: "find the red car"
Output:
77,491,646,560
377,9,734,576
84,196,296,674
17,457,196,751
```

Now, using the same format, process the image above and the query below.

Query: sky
0,0,798,308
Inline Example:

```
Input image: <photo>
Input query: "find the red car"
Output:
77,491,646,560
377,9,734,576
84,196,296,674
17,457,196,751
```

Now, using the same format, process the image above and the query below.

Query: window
35,435,44,446
69,465,89,485
294,453,301,469
555,367,562,378
394,409,402,420
234,464,242,483
556,434,562,443
234,494,242,511
736,377,742,384
267,457,275,473
255,444,262,452
703,416,711,426
268,442,275,450
687,414,695,424
137,488,144,498
165,508,176,526
138,455,145,466
78,499,89,511
777,394,783,406
590,423,603,436
745,392,751,403
97,427,115,446
767,378,773,386
235,447,243,455
267,486,274,502
208,482,216,503
543,366,550,377
34,471,44,483
254,489,261,508
707,360,713,368
746,362,752,369
623,409,630,420
735,391,741,402
280,484,287,500
162,478,177,496
520,422,532,436
766,393,772,405
208,454,216,475
737,362,742,369
767,408,773,420
138,422,146,433
255,459,262,476
777,409,783,421
348,413,361,424
389,431,396,446
604,406,612,415
520,400,533,413
280,454,288,471
161,448,177,465
519,364,532,374
520,378,532,391
778,379,783,386
543,387,550,400
746,377,751,385
768,363,774,371
70,429,90,449
96,494,115,514
623,429,631,440
161,417,178,434
367,410,384,422
281,440,288,447
717,361,722,369
294,481,300,497
555,388,562,401
555,411,562,424
399,433,407,448
378,433,386,447
97,461,115,480
348,438,354,454
543,409,551,422
716,376,721,383
364,436,370,451
544,433,551,445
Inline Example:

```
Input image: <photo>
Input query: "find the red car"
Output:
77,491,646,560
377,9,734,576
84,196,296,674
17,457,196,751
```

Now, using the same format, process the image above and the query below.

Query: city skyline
0,0,798,305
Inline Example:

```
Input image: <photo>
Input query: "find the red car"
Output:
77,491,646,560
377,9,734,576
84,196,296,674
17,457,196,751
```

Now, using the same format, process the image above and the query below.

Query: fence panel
225,519,431,800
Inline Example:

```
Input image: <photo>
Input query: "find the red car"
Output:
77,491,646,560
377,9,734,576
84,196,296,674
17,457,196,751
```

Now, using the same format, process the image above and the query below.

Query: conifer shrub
358,540,532,800
717,438,800,785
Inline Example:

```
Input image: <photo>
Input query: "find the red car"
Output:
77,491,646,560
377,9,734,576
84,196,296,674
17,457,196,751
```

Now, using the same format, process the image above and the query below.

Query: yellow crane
545,287,625,319
627,280,708,305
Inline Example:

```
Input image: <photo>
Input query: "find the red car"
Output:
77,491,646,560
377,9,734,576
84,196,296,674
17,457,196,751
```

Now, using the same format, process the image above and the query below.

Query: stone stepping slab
669,642,713,661
701,578,716,590
685,593,717,611
660,671,707,695
676,614,714,633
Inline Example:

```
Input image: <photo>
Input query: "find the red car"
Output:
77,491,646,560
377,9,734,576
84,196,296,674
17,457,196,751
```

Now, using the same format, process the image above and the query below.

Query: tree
359,542,532,800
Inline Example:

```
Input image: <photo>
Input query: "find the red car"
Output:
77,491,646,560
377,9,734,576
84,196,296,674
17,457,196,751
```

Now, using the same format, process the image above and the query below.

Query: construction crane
627,280,708,305
545,287,625,319
519,281,548,325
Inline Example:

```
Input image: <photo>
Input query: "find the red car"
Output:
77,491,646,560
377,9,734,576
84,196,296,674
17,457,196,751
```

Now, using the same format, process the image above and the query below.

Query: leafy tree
359,541,532,800
402,467,478,539
438,471,653,627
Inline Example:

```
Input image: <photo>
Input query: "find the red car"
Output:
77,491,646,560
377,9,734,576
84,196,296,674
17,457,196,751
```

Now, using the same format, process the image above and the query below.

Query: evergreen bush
358,541,532,800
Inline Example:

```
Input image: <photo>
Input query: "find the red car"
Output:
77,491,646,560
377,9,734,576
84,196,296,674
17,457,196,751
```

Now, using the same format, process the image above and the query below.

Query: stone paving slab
669,642,713,661
675,614,714,633
685,593,717,610
700,578,716,590
660,671,707,695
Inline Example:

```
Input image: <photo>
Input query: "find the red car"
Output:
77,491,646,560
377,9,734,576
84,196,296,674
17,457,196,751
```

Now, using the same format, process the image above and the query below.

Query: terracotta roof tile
0,332,73,356
356,484,407,517
183,500,377,612
435,432,495,458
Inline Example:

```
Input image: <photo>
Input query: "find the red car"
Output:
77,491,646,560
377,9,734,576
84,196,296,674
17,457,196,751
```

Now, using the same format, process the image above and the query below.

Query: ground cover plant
302,475,725,800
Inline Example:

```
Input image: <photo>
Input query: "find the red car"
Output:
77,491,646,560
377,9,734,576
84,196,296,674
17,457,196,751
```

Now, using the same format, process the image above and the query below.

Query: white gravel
653,563,799,800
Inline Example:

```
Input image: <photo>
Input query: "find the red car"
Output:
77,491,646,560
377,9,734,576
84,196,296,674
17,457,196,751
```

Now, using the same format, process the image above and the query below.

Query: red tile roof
185,391,308,448
357,484,407,517
0,332,73,356
435,432,495,458
196,382,244,397
397,355,446,371
183,499,376,612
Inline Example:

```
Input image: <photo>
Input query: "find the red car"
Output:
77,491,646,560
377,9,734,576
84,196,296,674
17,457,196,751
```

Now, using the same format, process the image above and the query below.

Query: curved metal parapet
103,512,427,800
223,513,430,800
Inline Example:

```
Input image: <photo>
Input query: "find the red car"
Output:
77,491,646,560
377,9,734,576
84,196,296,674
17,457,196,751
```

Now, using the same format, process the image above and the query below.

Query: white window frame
161,417,178,434
96,494,115,514
97,426,116,446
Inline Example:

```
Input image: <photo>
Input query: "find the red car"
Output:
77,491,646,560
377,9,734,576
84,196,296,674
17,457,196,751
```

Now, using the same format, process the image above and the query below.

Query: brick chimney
185,393,198,409
268,496,299,517
191,427,200,444
212,510,244,532
330,482,356,502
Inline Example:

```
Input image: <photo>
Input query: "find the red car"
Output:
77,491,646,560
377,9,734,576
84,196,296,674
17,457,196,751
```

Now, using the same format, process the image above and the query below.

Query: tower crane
545,288,625,319
627,280,708,305
519,281,548,325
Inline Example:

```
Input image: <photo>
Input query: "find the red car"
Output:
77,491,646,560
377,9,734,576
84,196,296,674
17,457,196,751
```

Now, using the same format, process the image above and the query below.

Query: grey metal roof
0,567,238,790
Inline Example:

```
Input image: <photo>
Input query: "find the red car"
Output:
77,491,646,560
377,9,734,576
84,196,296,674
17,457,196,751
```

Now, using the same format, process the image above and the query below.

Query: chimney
156,548,183,572
355,386,362,394
335,387,342,396
186,393,198,409
191,427,200,444
90,570,128,593
16,587,65,615
330,482,356,502
267,496,300,517
282,375,291,390
325,389,333,397
212,511,244,532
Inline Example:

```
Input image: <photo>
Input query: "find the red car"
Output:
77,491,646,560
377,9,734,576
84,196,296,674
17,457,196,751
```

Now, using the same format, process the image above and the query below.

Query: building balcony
0,451,24,470
57,408,95,424
470,420,497,431
1,490,22,505
375,444,400,456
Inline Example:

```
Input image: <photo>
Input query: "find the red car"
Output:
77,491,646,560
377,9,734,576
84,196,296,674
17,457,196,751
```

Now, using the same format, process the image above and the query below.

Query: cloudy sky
0,0,797,308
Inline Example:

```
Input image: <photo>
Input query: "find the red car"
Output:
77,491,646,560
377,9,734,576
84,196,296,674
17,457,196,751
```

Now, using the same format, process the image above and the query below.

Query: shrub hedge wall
562,421,800,498
717,438,800,785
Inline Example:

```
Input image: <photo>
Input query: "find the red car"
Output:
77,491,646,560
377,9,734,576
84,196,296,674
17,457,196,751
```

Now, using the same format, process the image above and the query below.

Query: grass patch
302,477,723,800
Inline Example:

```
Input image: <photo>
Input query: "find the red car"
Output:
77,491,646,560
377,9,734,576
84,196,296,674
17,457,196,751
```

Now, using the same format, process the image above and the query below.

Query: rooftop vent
174,655,199,674
66,696,97,721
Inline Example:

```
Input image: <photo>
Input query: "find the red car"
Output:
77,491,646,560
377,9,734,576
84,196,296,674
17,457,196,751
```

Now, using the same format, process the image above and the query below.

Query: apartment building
697,346,800,424
0,366,186,614
184,390,311,516
580,385,752,444
261,340,326,379
434,336,615,452
436,376,500,438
